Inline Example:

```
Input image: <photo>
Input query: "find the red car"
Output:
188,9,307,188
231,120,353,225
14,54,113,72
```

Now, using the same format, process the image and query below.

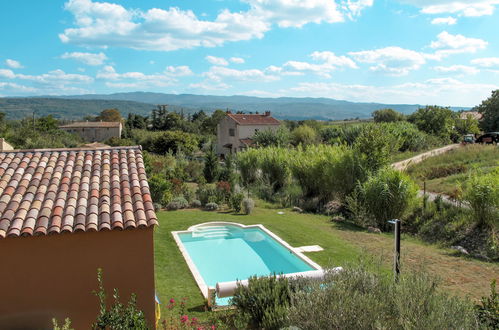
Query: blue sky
1,0,498,106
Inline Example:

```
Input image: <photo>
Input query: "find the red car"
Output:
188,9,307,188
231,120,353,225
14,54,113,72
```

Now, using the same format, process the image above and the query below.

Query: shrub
231,275,291,330
475,280,499,328
197,184,218,205
190,199,202,208
205,202,219,211
288,264,478,330
253,126,290,147
291,125,318,146
161,191,173,206
216,181,232,204
463,169,499,228
167,197,188,210
348,167,418,231
373,108,405,122
242,198,255,215
148,175,172,204
93,269,148,330
230,193,244,213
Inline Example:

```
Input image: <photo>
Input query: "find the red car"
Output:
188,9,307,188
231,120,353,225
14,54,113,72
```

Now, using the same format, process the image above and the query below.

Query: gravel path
391,144,467,208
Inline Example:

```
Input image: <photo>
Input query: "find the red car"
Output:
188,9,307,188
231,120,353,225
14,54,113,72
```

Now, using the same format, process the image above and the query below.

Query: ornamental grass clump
463,168,499,229
348,167,418,231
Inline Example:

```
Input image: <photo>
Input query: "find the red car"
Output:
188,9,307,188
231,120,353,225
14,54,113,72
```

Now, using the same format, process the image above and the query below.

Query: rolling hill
0,92,471,120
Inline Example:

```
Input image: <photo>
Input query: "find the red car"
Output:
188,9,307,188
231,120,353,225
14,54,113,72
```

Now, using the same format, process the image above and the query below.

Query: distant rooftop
227,112,280,126
60,121,121,128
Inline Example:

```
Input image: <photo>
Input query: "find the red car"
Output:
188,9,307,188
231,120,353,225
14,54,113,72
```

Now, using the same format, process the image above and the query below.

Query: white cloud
0,69,93,95
433,65,479,75
165,65,193,76
401,0,499,17
60,52,107,65
230,57,245,64
340,0,374,19
0,69,16,79
189,81,231,91
60,0,372,51
204,66,279,82
96,65,191,88
206,56,229,66
247,0,345,28
431,16,457,24
282,51,357,77
471,57,499,68
287,78,498,106
349,46,426,76
430,31,488,58
5,59,23,69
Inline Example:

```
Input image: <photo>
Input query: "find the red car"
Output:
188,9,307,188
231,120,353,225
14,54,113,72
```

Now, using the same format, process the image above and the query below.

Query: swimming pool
172,222,322,306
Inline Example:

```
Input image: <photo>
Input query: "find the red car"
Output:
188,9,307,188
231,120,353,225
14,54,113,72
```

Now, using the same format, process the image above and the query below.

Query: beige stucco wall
0,138,14,151
217,117,280,156
61,125,122,142
0,227,155,330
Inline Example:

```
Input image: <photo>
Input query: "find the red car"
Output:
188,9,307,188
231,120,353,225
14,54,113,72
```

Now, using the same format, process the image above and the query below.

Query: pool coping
171,221,323,302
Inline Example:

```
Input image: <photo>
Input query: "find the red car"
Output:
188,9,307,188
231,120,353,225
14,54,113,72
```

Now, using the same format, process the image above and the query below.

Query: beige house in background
217,111,280,156
0,138,13,151
60,121,122,142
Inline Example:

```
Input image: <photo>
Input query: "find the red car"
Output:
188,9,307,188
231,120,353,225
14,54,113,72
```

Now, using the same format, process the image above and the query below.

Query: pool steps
192,226,233,238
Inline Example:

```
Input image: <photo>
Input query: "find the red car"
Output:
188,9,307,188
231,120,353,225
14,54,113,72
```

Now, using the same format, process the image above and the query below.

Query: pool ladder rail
192,226,233,239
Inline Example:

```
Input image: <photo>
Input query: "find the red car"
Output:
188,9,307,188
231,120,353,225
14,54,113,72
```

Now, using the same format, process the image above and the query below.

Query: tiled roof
0,146,157,239
227,113,280,126
239,139,255,147
60,121,121,128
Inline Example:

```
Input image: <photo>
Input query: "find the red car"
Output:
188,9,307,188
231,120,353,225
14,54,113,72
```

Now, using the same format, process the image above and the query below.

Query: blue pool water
178,225,315,305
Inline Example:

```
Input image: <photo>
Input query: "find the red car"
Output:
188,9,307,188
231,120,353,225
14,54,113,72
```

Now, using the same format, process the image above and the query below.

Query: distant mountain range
0,92,471,120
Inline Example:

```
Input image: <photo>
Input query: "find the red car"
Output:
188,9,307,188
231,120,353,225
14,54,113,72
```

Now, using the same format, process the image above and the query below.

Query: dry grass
334,225,498,300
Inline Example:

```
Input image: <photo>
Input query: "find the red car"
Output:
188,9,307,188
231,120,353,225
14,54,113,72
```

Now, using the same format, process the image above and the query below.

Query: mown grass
153,205,499,323
406,144,499,195
153,206,362,322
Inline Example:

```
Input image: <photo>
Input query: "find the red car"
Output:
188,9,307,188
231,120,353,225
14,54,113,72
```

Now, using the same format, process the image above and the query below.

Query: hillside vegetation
406,144,499,196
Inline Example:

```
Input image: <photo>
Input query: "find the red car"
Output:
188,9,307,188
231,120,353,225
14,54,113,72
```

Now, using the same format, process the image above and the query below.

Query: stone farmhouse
59,121,122,142
217,111,280,156
0,146,157,328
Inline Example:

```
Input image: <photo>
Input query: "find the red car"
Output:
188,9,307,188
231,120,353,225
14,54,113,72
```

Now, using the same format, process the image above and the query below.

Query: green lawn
153,207,362,321
153,205,499,323
406,144,499,195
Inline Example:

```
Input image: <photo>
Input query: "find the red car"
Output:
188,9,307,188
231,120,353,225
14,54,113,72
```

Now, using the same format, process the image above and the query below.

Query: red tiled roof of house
0,146,157,239
60,121,121,128
239,138,255,147
227,113,280,125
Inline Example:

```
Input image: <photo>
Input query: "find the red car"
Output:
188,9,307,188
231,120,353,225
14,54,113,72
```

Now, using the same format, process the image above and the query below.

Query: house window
229,128,235,136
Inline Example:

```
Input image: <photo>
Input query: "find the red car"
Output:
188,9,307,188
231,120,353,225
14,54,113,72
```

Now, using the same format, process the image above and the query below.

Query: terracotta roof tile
0,146,157,239
227,113,280,126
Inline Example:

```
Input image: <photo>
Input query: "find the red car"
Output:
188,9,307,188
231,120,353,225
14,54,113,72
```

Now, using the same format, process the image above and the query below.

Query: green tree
475,89,499,131
203,144,219,183
253,126,290,147
96,108,122,122
35,115,59,131
202,109,226,134
372,108,405,122
291,125,317,146
455,114,480,136
408,106,456,139
145,131,198,155
354,125,391,174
